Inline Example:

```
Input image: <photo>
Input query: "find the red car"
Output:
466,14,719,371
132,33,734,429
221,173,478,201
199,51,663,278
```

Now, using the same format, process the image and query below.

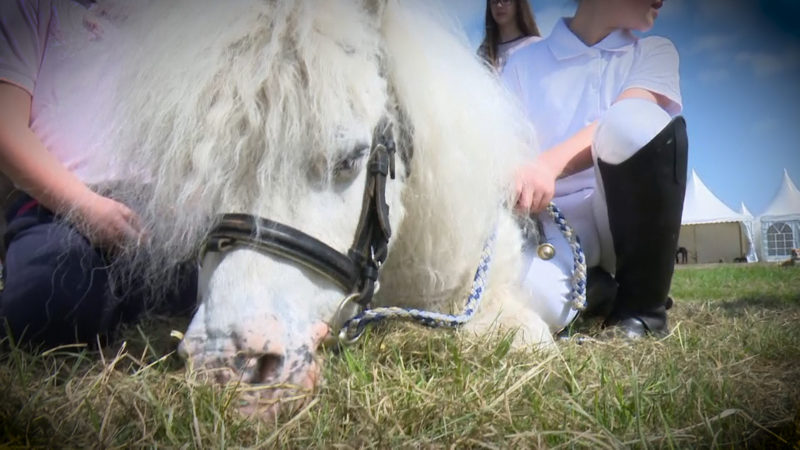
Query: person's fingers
517,184,533,213
531,189,545,213
120,213,145,243
103,212,141,246
112,201,144,235
121,220,141,241
514,178,525,207
126,209,144,234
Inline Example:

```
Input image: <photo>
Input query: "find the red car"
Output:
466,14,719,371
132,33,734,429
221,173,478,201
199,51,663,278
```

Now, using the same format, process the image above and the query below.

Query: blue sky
444,0,800,215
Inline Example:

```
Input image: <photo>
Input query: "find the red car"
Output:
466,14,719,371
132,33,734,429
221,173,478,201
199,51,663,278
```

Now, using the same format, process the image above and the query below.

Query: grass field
2,264,799,448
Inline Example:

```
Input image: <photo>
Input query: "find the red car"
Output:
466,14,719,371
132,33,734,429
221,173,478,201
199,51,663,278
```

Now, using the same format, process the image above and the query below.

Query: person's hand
74,191,144,249
514,157,558,214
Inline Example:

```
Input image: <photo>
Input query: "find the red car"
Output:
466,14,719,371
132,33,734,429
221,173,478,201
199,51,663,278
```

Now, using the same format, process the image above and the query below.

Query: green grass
671,263,800,303
2,264,799,448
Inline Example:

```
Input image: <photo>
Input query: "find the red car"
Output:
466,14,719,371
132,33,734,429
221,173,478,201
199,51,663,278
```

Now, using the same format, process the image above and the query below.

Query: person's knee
519,248,577,331
593,98,672,165
0,222,112,346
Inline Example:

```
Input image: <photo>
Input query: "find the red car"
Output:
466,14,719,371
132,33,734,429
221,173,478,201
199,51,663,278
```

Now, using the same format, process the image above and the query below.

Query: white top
496,35,540,71
0,0,121,185
500,18,682,196
477,34,541,72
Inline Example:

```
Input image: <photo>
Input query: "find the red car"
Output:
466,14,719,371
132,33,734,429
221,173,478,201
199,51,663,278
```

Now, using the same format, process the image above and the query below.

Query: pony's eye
332,145,368,181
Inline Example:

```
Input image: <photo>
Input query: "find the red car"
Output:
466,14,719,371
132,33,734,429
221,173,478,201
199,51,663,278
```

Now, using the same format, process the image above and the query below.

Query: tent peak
783,168,799,190
682,170,745,224
740,202,754,218
761,169,800,217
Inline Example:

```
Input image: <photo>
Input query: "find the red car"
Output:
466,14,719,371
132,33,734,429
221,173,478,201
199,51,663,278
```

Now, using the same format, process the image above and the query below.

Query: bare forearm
514,121,598,212
0,126,97,214
0,82,98,214
0,82,141,246
514,90,669,213
538,121,597,178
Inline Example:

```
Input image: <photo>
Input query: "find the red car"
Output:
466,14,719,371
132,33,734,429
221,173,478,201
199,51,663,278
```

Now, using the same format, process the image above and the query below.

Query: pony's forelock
99,0,390,290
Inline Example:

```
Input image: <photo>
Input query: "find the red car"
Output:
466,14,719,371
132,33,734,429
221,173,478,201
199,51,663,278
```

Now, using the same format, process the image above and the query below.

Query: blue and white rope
545,203,587,312
339,202,587,342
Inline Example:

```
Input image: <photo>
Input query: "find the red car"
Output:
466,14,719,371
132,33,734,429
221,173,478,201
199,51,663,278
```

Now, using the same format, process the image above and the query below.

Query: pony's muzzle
177,321,329,385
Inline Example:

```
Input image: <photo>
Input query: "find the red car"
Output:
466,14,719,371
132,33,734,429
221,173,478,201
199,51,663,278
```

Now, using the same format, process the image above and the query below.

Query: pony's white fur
90,0,549,336
82,0,553,407
374,1,550,341
380,2,516,296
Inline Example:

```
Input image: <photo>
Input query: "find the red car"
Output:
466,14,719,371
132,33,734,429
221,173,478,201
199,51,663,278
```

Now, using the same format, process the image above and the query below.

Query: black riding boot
597,116,688,337
583,266,617,319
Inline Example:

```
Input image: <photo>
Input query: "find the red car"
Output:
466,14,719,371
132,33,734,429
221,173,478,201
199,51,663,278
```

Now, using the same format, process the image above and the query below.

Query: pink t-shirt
1,0,121,185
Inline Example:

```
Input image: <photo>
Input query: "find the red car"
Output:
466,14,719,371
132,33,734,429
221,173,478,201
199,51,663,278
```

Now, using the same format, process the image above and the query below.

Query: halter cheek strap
346,118,395,303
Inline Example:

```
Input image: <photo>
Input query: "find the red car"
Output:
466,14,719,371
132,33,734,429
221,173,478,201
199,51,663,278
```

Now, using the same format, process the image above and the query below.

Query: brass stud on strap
537,243,556,260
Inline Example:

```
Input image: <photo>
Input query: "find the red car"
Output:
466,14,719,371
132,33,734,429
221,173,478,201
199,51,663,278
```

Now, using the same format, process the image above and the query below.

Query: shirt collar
547,18,637,60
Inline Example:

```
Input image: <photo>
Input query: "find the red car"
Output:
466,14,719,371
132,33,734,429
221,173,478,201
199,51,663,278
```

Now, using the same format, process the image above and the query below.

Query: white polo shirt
0,0,121,185
501,18,682,196
496,35,541,72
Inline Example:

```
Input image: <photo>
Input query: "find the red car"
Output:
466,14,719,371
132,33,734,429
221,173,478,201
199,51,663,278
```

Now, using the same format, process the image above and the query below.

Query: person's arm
514,87,671,213
0,82,142,246
514,121,596,213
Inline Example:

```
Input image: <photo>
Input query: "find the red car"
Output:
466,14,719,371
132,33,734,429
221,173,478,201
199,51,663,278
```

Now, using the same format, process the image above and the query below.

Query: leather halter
201,118,397,307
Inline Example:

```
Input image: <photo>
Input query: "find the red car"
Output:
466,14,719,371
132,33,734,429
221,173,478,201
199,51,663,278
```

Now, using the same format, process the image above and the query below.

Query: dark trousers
0,194,197,349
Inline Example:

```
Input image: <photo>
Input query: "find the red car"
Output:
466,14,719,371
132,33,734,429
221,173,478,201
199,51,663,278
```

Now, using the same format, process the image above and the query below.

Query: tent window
766,222,794,257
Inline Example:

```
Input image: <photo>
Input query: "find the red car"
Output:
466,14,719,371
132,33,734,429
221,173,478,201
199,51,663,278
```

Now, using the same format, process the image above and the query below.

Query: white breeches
520,98,673,332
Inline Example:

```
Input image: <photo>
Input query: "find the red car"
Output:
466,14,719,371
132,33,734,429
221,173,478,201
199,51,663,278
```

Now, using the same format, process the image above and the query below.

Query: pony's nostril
254,353,284,382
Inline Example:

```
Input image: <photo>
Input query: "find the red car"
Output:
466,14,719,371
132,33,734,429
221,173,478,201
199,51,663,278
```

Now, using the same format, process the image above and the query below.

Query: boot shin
597,116,688,332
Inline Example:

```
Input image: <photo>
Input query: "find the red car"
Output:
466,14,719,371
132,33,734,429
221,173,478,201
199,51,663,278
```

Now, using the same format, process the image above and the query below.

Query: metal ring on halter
331,293,365,345
337,281,380,345
338,323,365,345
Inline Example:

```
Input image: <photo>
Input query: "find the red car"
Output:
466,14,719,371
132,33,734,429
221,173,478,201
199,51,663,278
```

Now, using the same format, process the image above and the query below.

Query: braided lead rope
338,231,496,342
545,203,587,311
338,202,586,343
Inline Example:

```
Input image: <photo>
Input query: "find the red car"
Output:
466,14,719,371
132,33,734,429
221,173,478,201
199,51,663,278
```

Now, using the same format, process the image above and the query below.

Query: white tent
759,169,800,261
678,170,751,264
739,203,758,263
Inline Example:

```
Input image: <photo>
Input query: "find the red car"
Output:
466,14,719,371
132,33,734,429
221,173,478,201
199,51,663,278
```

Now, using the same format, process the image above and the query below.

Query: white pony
85,0,555,418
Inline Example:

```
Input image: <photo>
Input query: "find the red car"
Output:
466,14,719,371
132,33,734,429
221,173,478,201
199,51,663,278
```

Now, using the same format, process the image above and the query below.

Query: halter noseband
201,118,397,308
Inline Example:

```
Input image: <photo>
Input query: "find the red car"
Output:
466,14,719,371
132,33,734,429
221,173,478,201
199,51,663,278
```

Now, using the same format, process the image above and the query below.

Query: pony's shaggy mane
95,0,393,288
375,1,535,310
88,0,537,306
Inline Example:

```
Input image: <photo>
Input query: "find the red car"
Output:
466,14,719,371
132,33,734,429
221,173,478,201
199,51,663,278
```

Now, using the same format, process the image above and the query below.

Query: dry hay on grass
1,265,799,448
